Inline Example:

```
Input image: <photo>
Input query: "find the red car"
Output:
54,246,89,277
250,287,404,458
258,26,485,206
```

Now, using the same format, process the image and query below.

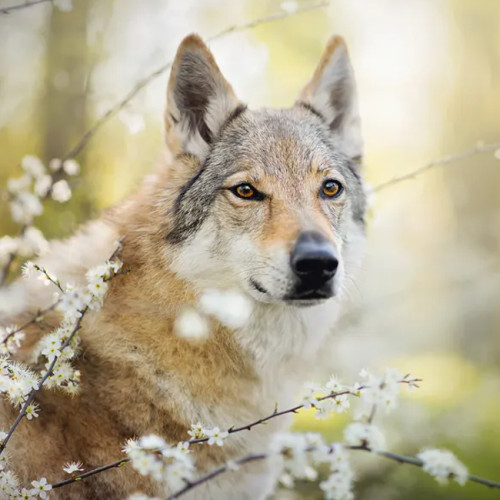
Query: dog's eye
321,180,343,199
230,183,264,201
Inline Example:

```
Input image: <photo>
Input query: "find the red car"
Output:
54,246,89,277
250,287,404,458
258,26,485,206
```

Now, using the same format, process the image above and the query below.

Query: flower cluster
0,359,39,409
0,228,48,271
269,432,354,500
0,326,25,357
126,435,195,492
6,155,78,225
417,448,468,485
187,422,229,446
300,376,351,419
28,258,123,396
0,464,52,500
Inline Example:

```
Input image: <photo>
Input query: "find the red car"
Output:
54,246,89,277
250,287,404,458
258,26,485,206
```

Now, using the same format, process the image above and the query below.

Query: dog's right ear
296,36,363,163
165,34,242,161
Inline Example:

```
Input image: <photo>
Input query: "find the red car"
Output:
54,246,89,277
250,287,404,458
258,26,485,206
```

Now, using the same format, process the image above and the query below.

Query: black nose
290,231,338,285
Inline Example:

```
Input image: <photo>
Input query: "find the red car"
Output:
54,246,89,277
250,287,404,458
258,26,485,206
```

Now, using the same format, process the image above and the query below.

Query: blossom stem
48,379,420,489
0,305,88,454
1,299,61,346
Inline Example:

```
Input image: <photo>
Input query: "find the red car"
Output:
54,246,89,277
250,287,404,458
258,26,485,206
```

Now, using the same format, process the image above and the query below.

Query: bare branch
374,141,500,192
0,0,50,14
1,299,61,346
62,1,329,161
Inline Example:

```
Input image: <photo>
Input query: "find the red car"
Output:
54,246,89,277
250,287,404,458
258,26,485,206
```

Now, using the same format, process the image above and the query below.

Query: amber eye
230,183,264,201
321,180,343,199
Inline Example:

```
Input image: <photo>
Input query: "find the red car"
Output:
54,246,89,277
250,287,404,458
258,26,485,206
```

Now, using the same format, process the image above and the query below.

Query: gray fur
167,107,367,244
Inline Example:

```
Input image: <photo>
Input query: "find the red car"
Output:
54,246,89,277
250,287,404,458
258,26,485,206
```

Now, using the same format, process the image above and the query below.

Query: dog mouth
250,278,334,305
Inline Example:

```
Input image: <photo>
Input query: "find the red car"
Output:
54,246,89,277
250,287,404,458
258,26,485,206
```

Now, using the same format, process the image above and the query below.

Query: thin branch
374,141,500,192
163,443,500,500
0,246,123,454
355,447,500,490
50,378,421,489
61,1,329,161
0,252,16,286
167,453,267,500
0,0,50,14
1,299,61,346
0,305,88,454
52,457,129,489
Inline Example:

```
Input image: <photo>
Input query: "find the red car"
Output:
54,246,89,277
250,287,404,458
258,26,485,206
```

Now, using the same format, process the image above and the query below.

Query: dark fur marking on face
167,107,248,243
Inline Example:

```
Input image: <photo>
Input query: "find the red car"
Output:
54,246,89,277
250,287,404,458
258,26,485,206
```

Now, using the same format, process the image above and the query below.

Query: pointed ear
165,34,242,159
297,36,363,162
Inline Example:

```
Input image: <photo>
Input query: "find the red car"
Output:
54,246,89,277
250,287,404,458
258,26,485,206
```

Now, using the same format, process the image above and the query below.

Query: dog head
164,35,367,307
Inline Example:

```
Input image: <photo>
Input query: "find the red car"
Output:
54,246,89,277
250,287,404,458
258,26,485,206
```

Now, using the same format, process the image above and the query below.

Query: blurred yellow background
1,0,499,498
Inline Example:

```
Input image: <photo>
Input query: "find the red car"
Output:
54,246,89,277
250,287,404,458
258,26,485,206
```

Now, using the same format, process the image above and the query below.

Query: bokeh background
1,0,499,498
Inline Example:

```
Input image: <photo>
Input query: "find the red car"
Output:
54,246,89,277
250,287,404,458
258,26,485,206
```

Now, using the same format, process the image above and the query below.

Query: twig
0,246,123,454
62,1,329,161
0,0,50,14
163,443,500,500
50,378,420,489
167,453,267,500
0,305,88,454
354,446,500,490
1,299,61,346
374,141,500,192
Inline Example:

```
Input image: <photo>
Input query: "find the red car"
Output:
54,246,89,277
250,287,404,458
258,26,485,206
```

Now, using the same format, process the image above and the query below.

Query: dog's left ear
165,34,242,160
296,36,363,162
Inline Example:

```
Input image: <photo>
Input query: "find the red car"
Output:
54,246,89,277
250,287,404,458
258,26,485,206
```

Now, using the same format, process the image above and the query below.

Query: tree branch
374,141,500,192
62,1,329,161
0,0,51,14
50,378,420,489
0,305,88,454
1,299,61,346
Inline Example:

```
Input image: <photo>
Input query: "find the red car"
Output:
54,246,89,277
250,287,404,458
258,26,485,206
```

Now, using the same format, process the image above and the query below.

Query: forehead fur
166,106,366,243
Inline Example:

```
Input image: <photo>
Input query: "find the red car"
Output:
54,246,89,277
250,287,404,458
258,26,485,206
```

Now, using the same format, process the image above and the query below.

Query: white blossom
280,1,298,14
187,422,207,440
10,192,43,224
49,158,62,172
417,448,468,485
53,0,73,11
199,289,252,329
344,422,385,451
31,477,52,499
63,159,80,176
6,175,31,194
63,461,83,474
34,175,52,197
51,180,72,203
139,435,167,450
18,227,48,258
25,403,39,420
205,427,228,446
21,155,45,179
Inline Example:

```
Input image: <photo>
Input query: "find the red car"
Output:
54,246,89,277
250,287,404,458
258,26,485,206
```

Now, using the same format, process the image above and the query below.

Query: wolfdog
1,34,367,499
